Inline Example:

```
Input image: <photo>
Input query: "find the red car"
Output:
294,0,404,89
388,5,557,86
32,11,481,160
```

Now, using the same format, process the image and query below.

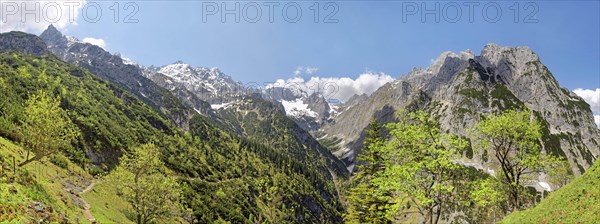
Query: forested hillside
0,44,345,223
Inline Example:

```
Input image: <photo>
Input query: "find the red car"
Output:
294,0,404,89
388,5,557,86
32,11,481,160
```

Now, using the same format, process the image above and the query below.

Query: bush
49,155,69,169
88,165,104,176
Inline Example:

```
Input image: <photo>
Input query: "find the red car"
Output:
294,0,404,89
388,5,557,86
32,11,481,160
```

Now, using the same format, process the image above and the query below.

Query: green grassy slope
501,160,600,223
0,136,100,223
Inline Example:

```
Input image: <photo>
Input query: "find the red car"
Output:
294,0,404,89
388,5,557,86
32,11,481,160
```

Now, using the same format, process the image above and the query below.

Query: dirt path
80,181,96,194
64,179,97,223
79,181,96,222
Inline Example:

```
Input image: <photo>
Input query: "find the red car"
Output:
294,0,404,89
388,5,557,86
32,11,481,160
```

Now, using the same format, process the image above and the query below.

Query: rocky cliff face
38,25,203,129
321,44,599,176
0,31,49,55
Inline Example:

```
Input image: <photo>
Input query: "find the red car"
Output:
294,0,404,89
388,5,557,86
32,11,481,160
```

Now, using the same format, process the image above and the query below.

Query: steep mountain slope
213,94,348,177
39,25,202,129
144,61,347,176
0,33,347,223
267,88,335,131
501,159,600,223
0,37,173,165
322,45,599,176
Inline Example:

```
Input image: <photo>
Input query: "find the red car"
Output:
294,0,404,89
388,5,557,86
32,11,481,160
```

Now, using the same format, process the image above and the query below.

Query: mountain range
0,25,598,223
35,24,600,183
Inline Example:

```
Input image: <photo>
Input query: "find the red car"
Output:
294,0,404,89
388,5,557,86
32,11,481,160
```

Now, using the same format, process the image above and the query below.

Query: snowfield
281,99,318,118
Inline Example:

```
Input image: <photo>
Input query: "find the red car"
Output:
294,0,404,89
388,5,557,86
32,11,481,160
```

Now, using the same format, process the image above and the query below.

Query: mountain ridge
321,44,599,177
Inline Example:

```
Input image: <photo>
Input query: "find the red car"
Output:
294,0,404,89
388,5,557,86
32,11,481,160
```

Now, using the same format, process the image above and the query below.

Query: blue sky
2,1,598,90
48,0,598,91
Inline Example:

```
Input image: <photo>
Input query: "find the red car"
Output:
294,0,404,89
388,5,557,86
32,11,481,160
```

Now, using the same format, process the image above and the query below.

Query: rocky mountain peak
480,43,538,68
321,44,599,175
427,50,475,74
39,24,68,49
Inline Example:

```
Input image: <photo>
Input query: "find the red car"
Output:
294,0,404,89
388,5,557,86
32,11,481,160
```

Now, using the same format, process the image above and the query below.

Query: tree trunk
511,188,519,211
25,150,30,165
434,203,442,224
137,214,141,224
18,156,37,167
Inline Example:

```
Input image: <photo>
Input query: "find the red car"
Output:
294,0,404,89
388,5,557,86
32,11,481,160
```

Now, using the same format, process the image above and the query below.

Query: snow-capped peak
152,61,244,104
158,62,195,82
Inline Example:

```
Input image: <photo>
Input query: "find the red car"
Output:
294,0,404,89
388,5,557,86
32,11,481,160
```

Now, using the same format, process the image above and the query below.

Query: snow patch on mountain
122,57,138,66
211,102,234,110
281,99,318,118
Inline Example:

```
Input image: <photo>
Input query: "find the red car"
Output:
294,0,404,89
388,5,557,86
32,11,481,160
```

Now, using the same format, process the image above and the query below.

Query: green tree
20,90,78,166
547,157,573,189
255,185,285,223
111,143,181,224
345,118,390,223
470,177,507,223
473,109,556,211
373,111,468,224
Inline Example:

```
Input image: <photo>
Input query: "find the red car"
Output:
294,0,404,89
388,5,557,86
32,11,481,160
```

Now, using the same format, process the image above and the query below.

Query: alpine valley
0,25,598,223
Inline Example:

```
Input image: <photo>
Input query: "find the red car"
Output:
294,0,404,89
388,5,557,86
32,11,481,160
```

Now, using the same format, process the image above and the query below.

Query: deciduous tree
473,109,557,211
20,90,78,166
373,111,468,224
111,143,181,224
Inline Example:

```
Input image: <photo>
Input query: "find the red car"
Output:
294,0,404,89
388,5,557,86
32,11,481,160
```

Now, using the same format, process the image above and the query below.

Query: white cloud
0,0,85,33
573,88,600,128
573,88,600,114
293,66,319,76
268,72,395,103
82,37,106,49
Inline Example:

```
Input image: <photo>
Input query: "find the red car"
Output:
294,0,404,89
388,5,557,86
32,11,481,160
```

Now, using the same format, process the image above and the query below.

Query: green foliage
490,84,524,111
49,154,69,169
472,109,559,211
344,118,389,223
19,90,79,166
0,136,99,223
345,111,477,223
372,111,469,224
546,157,574,189
318,136,343,153
182,115,345,223
501,160,600,223
0,53,172,169
0,53,347,223
109,143,181,224
458,87,488,105
470,177,508,223
533,111,568,159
